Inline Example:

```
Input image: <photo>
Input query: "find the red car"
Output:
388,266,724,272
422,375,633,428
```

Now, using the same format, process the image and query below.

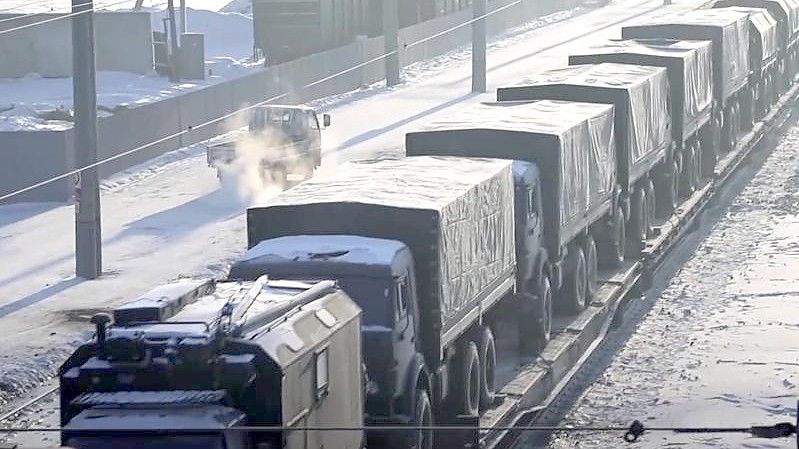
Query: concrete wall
0,12,153,78
0,0,578,203
0,128,74,203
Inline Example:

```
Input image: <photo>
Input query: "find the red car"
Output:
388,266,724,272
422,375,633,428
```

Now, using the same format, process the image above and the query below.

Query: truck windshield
67,435,224,449
313,276,392,326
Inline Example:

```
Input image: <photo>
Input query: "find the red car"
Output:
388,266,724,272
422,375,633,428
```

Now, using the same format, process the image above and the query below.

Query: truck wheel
558,246,587,314
517,277,552,354
410,389,433,449
477,326,496,410
625,188,647,261
644,179,656,238
454,341,480,417
679,146,696,198
584,235,598,300
597,207,624,269
654,163,677,218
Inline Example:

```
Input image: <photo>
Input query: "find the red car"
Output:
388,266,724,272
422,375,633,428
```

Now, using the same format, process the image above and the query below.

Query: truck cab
207,105,331,184
228,236,423,425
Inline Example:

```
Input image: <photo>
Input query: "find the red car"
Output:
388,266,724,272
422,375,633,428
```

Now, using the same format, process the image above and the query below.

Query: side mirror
323,114,331,128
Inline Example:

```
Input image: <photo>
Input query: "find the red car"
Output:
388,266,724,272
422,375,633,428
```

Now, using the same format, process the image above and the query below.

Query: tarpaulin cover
724,6,779,70
405,100,616,258
497,63,671,191
622,9,751,103
246,156,517,354
714,0,796,47
569,39,713,145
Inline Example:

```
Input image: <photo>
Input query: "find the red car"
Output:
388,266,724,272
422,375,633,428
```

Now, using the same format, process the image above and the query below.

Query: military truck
59,279,363,449
496,63,672,259
717,6,780,119
568,39,715,200
713,0,799,89
231,156,522,449
405,100,619,327
622,9,751,151
207,105,331,185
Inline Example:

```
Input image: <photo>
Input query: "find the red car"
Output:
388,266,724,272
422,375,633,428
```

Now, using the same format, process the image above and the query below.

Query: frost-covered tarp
405,100,616,258
714,0,799,45
496,63,670,191
726,6,779,69
246,156,516,353
569,39,713,145
622,9,750,104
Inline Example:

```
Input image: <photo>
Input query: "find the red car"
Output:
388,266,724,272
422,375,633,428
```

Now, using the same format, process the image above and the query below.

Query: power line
0,0,137,36
0,420,795,444
0,0,524,203
0,0,97,25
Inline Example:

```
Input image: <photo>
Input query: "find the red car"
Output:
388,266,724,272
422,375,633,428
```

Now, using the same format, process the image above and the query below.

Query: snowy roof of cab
634,8,750,27
575,38,712,58
255,104,315,112
517,62,667,90
416,100,613,137
238,235,407,268
262,156,513,211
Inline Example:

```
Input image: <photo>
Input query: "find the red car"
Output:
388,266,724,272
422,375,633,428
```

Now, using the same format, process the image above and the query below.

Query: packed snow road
524,107,799,449
0,0,708,405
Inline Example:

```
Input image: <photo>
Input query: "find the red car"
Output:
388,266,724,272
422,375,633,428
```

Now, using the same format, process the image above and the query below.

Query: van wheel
626,188,647,260
477,326,496,410
644,179,656,238
558,246,587,314
584,235,598,300
454,341,480,417
409,389,433,449
597,207,625,269
517,277,552,354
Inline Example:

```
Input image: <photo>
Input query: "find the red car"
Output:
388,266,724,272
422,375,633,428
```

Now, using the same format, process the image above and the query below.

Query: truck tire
625,188,647,261
517,277,552,354
584,235,598,300
654,163,677,218
477,326,496,410
410,389,433,449
454,341,480,417
597,207,624,269
679,146,696,198
558,245,587,314
644,179,656,238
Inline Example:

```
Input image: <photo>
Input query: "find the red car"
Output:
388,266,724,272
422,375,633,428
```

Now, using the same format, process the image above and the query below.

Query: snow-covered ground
0,1,255,131
0,0,709,415
540,117,799,448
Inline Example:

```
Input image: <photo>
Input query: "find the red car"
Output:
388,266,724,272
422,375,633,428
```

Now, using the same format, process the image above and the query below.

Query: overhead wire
0,0,143,36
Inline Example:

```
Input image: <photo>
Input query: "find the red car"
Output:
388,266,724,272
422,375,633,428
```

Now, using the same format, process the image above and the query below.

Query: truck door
514,166,544,291
393,274,417,400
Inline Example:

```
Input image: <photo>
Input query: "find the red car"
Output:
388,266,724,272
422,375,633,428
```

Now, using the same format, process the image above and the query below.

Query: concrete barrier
0,0,579,203
0,12,153,78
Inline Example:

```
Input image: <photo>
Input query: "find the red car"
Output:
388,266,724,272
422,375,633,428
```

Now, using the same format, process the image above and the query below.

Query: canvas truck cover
405,100,616,259
724,6,779,71
714,0,798,46
622,9,751,104
497,63,670,192
569,39,713,145
247,156,517,358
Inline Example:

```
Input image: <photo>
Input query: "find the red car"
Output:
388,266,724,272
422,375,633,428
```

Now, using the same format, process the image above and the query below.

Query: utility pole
382,0,400,86
167,0,180,81
472,0,487,93
179,0,187,34
72,0,102,279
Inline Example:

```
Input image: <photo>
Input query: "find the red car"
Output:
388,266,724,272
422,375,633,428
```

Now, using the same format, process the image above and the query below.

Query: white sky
0,0,233,13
